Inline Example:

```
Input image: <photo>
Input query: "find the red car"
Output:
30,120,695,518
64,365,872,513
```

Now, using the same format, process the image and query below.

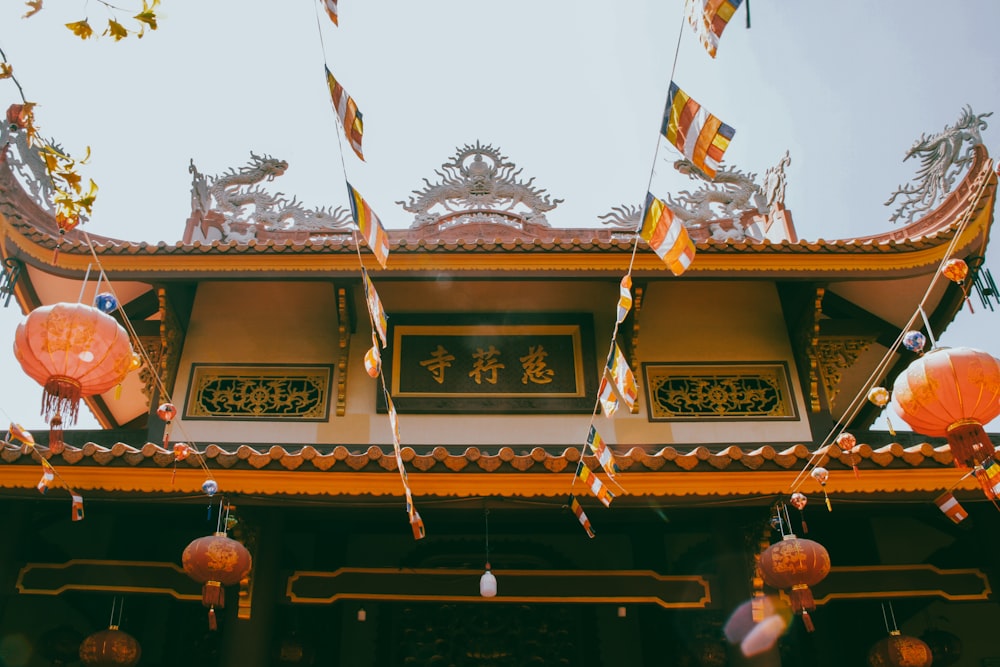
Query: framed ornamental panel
185,364,334,421
380,313,598,414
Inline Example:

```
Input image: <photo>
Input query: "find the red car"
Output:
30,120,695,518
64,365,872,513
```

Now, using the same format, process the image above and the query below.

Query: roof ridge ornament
397,142,564,230
885,106,993,225
599,151,791,243
187,152,352,243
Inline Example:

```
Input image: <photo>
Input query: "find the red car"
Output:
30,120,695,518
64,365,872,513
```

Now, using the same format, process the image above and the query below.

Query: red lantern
758,535,830,632
14,303,134,424
942,258,969,285
868,631,933,667
182,532,252,630
892,347,1000,468
78,627,141,667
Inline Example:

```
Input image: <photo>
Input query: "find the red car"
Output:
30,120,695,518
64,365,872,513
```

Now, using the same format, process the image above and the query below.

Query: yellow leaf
105,19,128,41
65,19,93,39
22,0,42,19
133,10,157,30
0,63,12,80
77,180,98,211
57,170,82,193
41,152,59,174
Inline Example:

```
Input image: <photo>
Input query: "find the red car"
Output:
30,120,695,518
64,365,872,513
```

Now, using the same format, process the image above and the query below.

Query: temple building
0,109,998,666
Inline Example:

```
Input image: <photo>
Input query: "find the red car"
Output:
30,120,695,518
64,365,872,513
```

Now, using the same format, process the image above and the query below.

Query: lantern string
787,155,995,495
918,307,937,349
880,602,891,634
889,600,898,633
484,506,490,565
76,263,92,304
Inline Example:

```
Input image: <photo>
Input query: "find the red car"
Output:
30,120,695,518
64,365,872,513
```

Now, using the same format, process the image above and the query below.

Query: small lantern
942,258,969,285
868,631,933,667
14,303,134,424
182,532,252,630
479,565,497,598
78,627,141,667
758,535,830,632
892,347,1000,468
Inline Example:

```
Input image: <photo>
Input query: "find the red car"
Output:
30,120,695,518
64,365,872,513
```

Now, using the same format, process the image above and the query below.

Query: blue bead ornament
202,479,219,496
902,330,927,353
94,292,118,313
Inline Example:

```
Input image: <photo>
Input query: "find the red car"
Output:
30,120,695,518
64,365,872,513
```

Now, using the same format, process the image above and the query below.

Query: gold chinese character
520,345,555,384
469,345,505,385
419,345,455,384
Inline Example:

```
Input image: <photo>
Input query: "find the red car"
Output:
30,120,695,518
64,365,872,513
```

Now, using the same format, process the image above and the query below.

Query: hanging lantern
93,293,119,314
867,631,933,667
942,258,969,285
78,627,141,667
902,331,927,354
182,532,252,630
868,387,890,407
758,535,830,632
14,303,134,424
479,565,498,598
892,347,1000,468
836,432,860,477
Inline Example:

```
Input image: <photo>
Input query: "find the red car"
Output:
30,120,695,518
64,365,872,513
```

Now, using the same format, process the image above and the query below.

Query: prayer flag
406,487,426,540
71,494,84,521
8,423,34,449
569,495,596,538
347,182,390,268
364,336,381,378
934,491,968,524
641,192,696,275
322,0,338,25
686,0,744,58
363,269,388,348
606,344,638,412
616,274,632,324
577,464,616,508
37,468,54,494
661,82,735,178
587,425,620,479
325,67,365,161
597,375,619,417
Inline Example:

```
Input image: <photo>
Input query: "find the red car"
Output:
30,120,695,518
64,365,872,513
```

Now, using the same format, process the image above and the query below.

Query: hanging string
483,506,490,565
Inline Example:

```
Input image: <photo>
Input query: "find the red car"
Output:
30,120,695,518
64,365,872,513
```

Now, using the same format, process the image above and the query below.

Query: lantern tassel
48,414,64,455
790,584,817,632
801,609,815,633
946,420,994,468
41,377,83,425
208,607,217,631
886,416,896,437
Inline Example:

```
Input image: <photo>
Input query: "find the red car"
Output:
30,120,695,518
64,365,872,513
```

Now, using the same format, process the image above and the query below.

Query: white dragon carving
885,106,992,225
0,120,55,209
190,152,351,242
397,142,564,227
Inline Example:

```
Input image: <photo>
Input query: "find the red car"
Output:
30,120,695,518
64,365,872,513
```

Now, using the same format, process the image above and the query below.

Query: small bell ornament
811,466,832,512
790,492,809,533
835,432,859,478
868,386,896,436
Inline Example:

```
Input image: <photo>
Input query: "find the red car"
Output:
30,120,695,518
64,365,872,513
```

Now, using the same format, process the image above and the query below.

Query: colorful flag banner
37,468,54,494
606,344,637,412
325,67,365,161
641,192,696,276
406,487,426,540
587,425,620,479
347,182,390,268
934,491,968,524
686,0,744,58
616,274,633,324
569,495,596,538
979,458,1000,498
8,423,35,449
363,269,388,348
364,333,382,378
322,0,338,25
597,375,619,417
661,81,735,178
577,464,616,508
71,494,84,521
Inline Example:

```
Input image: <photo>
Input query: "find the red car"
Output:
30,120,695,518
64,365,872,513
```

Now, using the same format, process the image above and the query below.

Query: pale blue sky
1,1,998,428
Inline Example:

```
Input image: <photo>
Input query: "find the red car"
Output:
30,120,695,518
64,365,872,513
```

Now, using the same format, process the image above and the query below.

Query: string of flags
319,1,424,539
7,423,84,521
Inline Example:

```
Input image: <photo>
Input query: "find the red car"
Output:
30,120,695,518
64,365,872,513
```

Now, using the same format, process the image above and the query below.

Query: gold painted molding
812,564,992,604
0,465,983,498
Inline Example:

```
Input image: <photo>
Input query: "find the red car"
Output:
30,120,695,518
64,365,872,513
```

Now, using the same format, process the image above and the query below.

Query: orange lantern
758,535,830,632
14,303,134,425
942,258,969,285
892,347,1000,468
182,532,252,630
868,631,933,667
78,626,141,667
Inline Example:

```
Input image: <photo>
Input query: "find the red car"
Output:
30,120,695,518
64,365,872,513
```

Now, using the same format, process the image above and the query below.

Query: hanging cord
484,507,490,567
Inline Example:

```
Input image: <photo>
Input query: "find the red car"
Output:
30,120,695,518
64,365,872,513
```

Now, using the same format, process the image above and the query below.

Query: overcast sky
1,1,999,428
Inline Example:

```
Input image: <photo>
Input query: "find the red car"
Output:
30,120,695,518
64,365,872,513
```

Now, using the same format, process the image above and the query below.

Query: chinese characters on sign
382,316,597,413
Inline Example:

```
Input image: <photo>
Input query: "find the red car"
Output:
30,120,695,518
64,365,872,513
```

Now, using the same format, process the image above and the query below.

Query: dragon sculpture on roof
885,106,992,225
0,119,55,209
189,152,351,242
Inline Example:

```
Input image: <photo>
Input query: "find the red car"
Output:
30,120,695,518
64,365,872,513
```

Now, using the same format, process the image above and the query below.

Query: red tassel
208,607,217,631
48,414,64,455
947,421,994,468
801,609,815,633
